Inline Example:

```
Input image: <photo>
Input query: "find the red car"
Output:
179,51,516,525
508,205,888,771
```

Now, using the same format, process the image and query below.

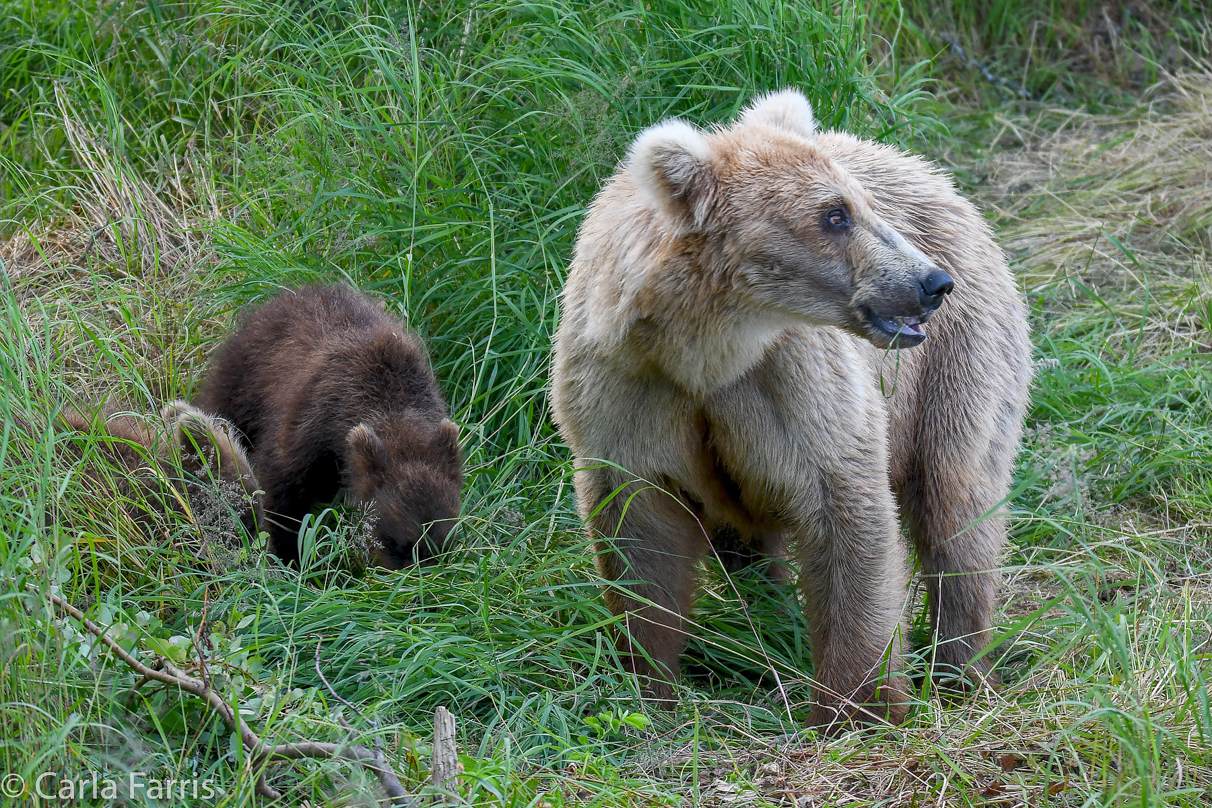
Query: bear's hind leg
901,465,1006,685
580,467,710,706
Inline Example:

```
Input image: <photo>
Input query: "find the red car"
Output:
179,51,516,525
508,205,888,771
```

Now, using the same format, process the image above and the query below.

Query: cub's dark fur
194,283,463,568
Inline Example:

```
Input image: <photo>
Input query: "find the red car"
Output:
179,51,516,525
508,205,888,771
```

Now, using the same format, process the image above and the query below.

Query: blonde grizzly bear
550,90,1032,731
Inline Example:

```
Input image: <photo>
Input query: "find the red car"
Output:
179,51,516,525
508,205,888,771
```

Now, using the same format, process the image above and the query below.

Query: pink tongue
901,320,924,336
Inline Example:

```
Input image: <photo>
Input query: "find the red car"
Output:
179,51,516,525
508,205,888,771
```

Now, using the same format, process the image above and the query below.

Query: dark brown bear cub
194,283,463,568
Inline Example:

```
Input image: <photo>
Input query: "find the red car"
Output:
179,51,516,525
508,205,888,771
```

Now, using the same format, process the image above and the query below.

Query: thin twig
41,589,416,807
941,35,1032,101
315,638,383,761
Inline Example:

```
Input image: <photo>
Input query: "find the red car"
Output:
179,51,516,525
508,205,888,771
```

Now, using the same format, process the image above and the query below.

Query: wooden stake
430,706,458,802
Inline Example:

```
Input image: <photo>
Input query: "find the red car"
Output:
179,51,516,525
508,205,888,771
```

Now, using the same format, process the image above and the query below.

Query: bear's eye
823,206,850,231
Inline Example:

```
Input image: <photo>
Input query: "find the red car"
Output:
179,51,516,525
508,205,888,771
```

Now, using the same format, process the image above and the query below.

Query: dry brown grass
0,89,227,406
974,70,1212,357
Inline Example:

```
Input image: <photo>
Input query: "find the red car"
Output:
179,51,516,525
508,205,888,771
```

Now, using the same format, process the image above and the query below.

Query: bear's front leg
795,468,911,732
256,441,340,567
895,339,1030,688
576,465,710,705
258,475,307,566
706,332,913,731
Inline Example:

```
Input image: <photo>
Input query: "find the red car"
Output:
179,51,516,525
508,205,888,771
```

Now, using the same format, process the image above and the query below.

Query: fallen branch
42,589,416,807
313,640,397,792
940,34,1032,101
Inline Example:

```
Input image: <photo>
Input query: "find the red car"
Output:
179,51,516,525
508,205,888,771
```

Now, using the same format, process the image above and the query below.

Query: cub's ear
628,119,717,231
347,423,388,486
432,419,464,476
738,89,816,138
58,407,93,434
166,402,218,453
160,400,194,423
179,414,256,486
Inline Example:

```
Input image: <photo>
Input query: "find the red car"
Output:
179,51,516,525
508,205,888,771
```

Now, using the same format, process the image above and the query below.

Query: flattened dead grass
978,70,1212,357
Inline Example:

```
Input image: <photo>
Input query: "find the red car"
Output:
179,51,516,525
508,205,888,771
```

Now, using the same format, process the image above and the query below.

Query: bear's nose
919,268,954,307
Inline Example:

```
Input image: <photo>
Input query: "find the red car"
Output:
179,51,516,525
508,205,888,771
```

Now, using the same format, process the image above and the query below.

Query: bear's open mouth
864,310,929,348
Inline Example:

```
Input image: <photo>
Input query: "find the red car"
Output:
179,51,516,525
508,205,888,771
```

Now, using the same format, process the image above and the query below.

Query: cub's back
195,284,440,449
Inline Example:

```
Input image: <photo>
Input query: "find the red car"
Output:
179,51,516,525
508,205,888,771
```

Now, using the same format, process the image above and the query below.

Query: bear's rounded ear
738,89,816,138
347,423,387,485
59,407,94,434
433,419,464,475
160,400,193,423
168,403,237,481
628,119,717,231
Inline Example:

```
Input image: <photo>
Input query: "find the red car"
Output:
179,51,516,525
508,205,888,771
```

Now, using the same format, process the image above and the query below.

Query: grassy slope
1,1,1210,805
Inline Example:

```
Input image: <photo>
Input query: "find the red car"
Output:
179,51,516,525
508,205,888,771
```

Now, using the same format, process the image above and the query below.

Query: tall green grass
876,0,1211,105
